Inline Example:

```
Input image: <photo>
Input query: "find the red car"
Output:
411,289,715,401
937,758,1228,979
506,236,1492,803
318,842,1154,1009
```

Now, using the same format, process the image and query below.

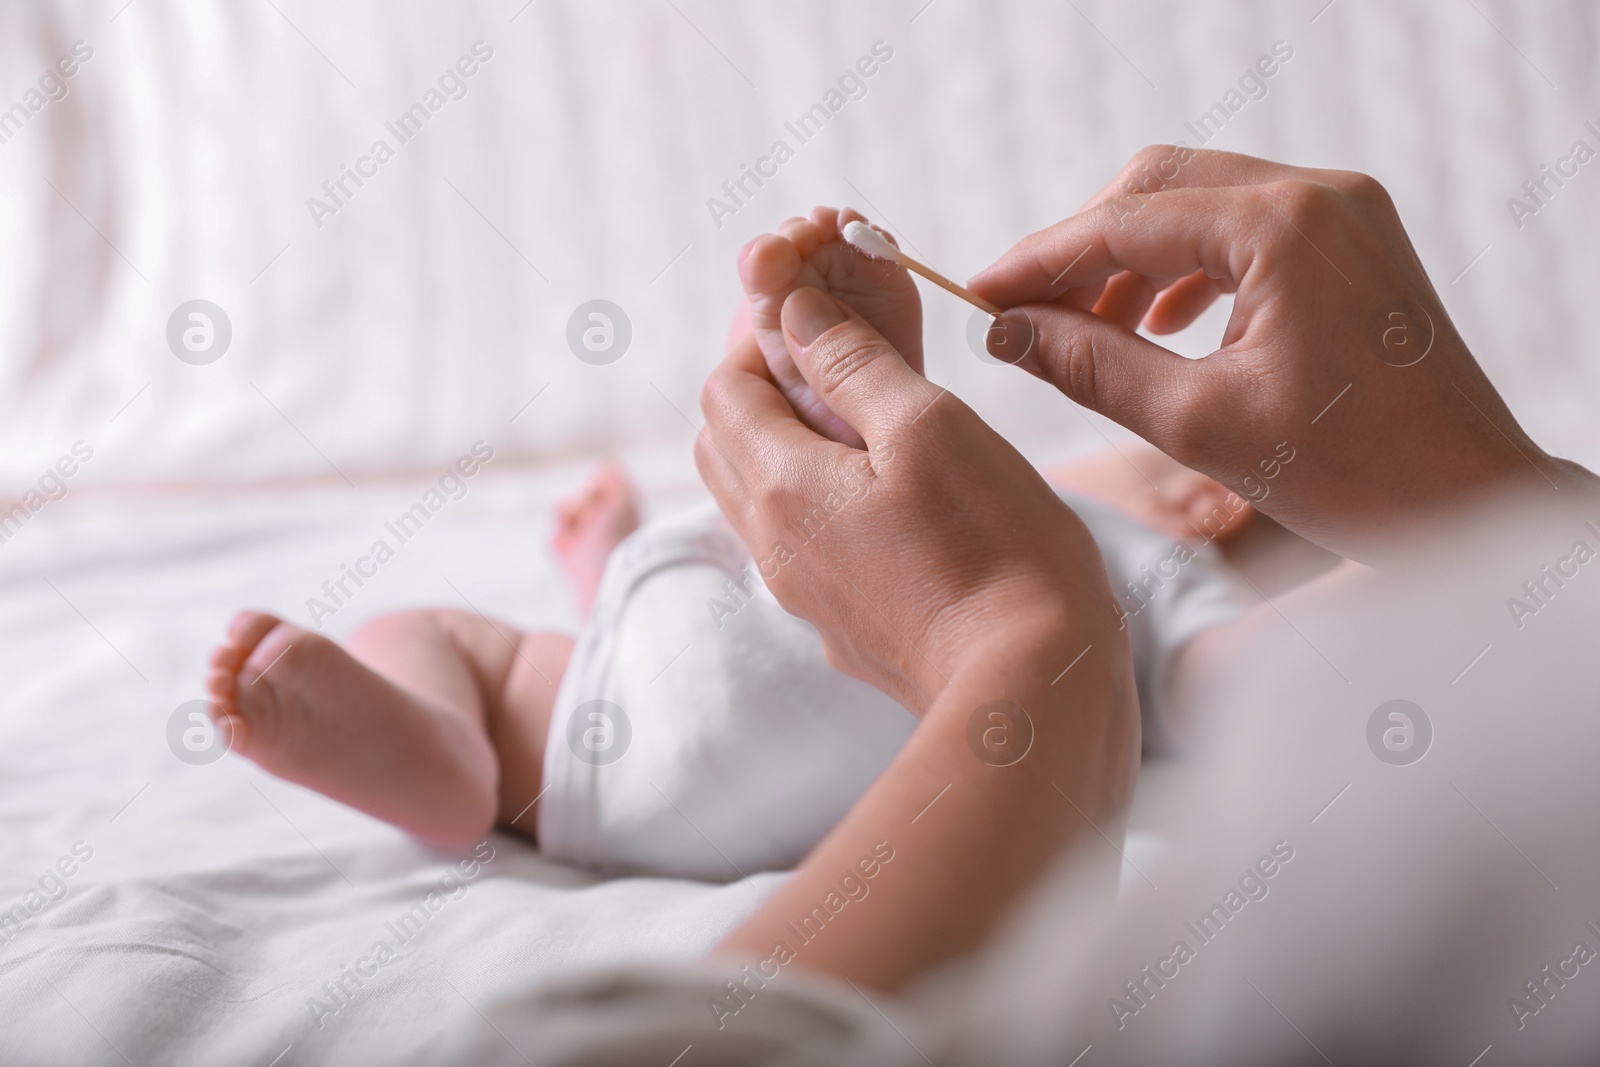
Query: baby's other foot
205,610,497,846
739,206,922,446
552,463,641,621
1046,442,1254,544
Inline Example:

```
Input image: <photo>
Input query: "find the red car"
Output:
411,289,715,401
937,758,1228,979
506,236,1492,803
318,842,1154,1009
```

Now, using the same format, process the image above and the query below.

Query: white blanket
0,468,787,1064
0,466,1178,1063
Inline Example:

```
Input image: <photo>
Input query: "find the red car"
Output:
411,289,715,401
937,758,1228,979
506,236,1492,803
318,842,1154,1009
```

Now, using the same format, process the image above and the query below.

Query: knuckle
1269,178,1334,225
1030,225,1109,290
1132,142,1174,166
1098,189,1150,234
808,333,885,400
1119,144,1195,195
691,428,716,471
1330,168,1380,195
1051,326,1102,407
698,370,731,422
1336,169,1395,211
1123,144,1169,183
1161,389,1220,459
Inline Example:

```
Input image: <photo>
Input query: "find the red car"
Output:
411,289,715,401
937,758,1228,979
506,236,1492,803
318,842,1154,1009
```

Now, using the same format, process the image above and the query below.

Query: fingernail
986,310,1039,371
783,287,847,348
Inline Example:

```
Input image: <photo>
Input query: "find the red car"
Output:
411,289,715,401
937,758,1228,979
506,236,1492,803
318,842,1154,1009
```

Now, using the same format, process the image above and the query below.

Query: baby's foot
205,611,497,846
739,206,923,446
552,462,641,621
1046,442,1254,544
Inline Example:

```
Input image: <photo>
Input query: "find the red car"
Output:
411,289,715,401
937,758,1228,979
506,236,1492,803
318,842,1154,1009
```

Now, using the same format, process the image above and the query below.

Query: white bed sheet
0,460,1170,1064
0,463,786,1065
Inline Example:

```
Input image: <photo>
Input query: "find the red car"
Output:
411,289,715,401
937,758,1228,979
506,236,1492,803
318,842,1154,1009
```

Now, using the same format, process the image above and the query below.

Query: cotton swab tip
841,218,1003,316
842,220,901,262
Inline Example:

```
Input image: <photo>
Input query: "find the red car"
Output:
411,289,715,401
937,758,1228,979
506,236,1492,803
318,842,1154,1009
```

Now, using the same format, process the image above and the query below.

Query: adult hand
700,288,1141,988
696,286,1120,712
969,146,1587,560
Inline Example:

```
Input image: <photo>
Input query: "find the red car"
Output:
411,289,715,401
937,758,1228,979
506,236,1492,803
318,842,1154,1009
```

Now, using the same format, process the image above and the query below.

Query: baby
204,208,1252,879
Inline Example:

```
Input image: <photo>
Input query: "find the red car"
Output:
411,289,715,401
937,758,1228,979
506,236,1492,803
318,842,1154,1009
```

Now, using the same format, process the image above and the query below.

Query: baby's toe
205,665,236,703
778,217,824,257
227,610,281,648
209,641,245,671
809,206,842,240
739,233,804,298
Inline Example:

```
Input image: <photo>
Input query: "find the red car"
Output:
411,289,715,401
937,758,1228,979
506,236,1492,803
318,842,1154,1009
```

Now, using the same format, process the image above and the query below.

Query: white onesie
536,492,1249,881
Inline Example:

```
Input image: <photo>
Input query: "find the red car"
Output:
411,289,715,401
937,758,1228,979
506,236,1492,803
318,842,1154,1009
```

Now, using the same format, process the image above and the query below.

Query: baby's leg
205,609,570,848
204,463,639,848
1044,442,1254,545
347,612,573,832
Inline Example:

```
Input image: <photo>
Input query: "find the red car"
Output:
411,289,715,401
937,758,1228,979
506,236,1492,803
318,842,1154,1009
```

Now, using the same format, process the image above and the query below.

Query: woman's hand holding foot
738,206,922,448
699,296,1139,988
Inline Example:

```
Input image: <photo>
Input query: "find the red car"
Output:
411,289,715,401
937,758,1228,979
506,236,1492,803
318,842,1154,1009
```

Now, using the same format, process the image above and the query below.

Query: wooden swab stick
842,220,1003,316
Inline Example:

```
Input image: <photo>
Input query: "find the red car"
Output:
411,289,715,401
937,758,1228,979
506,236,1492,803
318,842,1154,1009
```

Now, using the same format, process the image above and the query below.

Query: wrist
939,598,1124,703
934,606,1139,775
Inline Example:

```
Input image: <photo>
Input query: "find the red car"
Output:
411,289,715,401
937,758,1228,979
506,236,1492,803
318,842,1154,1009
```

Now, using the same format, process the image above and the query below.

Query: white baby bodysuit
537,493,1249,880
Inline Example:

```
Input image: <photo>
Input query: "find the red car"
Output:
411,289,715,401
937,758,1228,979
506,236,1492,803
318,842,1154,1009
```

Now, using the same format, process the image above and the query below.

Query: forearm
712,614,1139,990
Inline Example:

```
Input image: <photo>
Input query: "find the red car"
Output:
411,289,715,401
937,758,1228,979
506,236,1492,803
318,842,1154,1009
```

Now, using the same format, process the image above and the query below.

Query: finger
1092,271,1162,332
780,287,943,447
694,424,748,521
1074,145,1315,214
699,330,842,475
1053,145,1283,316
1055,145,1296,317
989,302,1226,458
1144,271,1226,335
968,185,1258,309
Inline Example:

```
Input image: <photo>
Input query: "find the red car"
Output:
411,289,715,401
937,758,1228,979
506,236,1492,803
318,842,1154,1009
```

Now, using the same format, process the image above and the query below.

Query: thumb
995,303,1224,455
781,287,938,446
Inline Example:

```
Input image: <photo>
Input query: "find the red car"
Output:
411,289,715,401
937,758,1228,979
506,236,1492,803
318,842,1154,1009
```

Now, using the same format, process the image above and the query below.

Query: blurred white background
0,0,1597,494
